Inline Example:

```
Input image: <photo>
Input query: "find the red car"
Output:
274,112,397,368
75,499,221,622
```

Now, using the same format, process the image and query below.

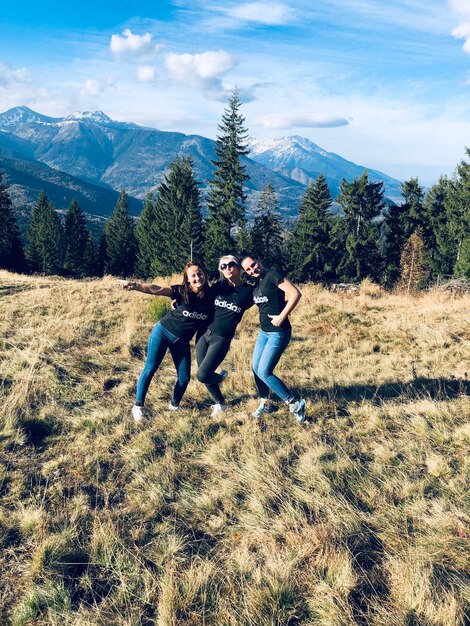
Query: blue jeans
252,329,294,403
136,322,191,407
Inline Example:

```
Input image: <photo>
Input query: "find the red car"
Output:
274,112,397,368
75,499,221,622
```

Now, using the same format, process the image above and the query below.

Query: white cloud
165,50,236,82
137,65,157,83
110,29,161,59
83,79,103,96
0,63,30,87
222,2,295,26
256,113,349,129
165,50,237,97
449,0,470,53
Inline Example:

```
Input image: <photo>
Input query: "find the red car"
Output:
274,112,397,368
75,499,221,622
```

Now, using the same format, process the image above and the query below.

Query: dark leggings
136,322,191,407
196,330,231,404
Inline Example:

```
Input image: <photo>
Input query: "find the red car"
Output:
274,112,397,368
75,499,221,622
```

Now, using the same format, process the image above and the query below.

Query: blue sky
1,0,470,185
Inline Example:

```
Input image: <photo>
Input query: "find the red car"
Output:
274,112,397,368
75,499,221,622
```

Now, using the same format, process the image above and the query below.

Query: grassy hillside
0,271,468,626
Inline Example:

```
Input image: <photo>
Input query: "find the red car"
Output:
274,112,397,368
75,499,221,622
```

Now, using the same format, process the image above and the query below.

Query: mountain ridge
0,106,403,222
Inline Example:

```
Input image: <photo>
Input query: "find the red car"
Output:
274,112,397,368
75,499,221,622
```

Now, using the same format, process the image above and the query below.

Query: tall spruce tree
335,171,385,282
135,157,204,278
400,178,426,239
422,176,454,278
0,170,25,272
64,198,92,277
250,183,284,268
135,192,157,278
104,190,136,277
205,89,249,268
26,191,64,274
381,203,404,287
446,149,470,278
287,175,333,282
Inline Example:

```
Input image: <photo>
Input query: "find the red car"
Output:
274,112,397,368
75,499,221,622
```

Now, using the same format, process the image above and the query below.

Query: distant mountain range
0,106,403,227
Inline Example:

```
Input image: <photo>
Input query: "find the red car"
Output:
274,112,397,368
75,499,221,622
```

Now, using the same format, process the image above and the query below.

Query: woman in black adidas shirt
240,253,307,423
117,262,216,422
196,255,253,417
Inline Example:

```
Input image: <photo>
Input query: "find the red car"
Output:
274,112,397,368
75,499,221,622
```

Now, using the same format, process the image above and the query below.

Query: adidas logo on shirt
215,298,242,313
254,296,269,304
182,310,208,319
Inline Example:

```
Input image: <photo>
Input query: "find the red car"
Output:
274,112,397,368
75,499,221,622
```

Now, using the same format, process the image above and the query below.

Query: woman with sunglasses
117,262,216,422
195,255,254,417
240,252,306,423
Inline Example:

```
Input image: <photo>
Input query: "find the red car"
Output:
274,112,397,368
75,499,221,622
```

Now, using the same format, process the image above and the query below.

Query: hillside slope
0,272,468,625
0,155,143,226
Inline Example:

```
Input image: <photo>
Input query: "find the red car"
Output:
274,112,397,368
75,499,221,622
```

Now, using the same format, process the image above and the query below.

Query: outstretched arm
268,278,301,327
116,279,173,298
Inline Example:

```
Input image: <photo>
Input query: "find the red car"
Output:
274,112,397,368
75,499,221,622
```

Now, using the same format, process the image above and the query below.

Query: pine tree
446,149,470,278
135,192,157,278
381,202,404,287
83,232,97,276
64,198,92,277
399,231,429,292
382,178,427,286
400,178,426,239
104,190,136,277
26,191,64,274
250,183,284,268
287,175,333,282
0,170,25,272
422,176,454,278
335,171,385,282
205,89,250,268
95,229,108,276
135,157,204,278
162,155,204,272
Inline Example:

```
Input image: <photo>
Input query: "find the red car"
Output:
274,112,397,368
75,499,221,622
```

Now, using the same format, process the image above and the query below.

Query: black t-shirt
253,268,291,333
160,284,216,340
207,281,254,339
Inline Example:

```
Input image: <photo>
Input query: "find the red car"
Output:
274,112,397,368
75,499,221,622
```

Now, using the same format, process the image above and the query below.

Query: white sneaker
289,399,307,423
132,405,145,422
210,403,227,417
168,402,181,412
251,400,275,419
219,370,228,382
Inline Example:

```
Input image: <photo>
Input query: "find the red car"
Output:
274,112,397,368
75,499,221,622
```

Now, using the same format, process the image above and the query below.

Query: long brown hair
178,261,207,304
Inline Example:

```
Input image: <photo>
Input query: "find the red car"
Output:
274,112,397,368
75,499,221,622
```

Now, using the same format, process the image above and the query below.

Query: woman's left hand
268,314,285,327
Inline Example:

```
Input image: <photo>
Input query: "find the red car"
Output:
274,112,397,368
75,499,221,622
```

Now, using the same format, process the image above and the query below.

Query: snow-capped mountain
248,135,402,202
0,106,62,129
0,106,403,220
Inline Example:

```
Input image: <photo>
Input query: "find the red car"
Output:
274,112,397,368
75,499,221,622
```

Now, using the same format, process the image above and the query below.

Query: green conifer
335,171,385,282
288,175,333,282
104,190,136,277
0,170,25,272
205,89,249,268
446,149,470,278
26,191,64,275
250,183,284,268
64,198,92,277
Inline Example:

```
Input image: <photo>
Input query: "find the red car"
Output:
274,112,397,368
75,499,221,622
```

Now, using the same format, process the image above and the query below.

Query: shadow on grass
292,377,469,405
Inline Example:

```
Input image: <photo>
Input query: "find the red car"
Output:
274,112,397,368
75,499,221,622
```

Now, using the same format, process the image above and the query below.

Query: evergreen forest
1,91,469,287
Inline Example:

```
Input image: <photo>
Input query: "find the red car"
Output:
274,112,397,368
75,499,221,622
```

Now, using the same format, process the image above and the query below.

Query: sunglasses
219,261,238,271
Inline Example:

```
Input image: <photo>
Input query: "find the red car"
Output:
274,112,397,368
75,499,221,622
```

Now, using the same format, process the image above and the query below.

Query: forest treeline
1,91,469,287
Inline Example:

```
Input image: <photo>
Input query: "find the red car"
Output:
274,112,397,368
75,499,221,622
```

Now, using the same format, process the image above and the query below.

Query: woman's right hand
116,279,137,291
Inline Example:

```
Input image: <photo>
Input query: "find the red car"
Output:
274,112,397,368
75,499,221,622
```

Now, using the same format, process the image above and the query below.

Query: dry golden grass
0,270,469,626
